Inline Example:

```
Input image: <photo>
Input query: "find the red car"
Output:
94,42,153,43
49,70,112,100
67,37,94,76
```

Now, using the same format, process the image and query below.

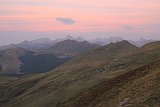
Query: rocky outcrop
118,98,131,107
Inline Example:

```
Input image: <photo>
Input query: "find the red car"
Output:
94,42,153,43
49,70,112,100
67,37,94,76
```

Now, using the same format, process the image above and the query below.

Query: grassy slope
0,41,160,107
63,60,160,107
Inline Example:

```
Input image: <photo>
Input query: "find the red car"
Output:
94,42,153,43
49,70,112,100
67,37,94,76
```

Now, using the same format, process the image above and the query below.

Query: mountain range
0,36,155,51
90,37,155,47
0,39,99,75
0,40,160,107
0,36,85,51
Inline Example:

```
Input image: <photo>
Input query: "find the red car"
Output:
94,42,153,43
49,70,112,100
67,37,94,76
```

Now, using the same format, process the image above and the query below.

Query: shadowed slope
0,48,69,75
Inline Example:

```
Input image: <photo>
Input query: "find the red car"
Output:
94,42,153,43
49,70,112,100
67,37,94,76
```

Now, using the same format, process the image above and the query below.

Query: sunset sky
0,0,160,45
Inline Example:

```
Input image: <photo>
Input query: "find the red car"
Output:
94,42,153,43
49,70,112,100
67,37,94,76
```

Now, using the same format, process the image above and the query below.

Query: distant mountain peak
108,40,135,47
48,39,100,57
66,35,74,39
21,40,29,44
129,38,155,47
91,36,124,45
116,40,131,44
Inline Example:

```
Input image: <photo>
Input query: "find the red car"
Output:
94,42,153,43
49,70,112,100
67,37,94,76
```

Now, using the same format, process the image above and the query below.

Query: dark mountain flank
0,48,69,75
0,65,2,71
19,53,69,74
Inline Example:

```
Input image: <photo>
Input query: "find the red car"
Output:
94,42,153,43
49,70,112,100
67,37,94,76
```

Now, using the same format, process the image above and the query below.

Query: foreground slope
62,60,160,107
0,41,160,107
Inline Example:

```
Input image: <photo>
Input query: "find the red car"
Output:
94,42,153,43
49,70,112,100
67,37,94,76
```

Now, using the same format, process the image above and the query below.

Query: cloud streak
56,18,75,25
123,25,134,31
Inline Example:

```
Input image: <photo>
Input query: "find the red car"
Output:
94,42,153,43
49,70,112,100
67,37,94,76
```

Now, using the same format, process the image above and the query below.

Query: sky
0,0,160,45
